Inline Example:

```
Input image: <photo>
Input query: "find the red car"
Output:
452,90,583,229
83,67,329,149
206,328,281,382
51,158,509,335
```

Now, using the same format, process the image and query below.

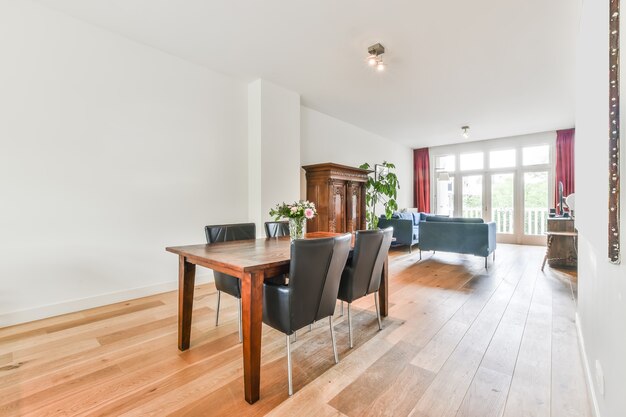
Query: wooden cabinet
546,218,577,268
302,163,369,233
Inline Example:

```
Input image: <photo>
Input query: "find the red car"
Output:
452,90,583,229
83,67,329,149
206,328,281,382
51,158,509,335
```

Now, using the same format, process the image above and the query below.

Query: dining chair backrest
288,234,351,330
264,221,290,238
205,223,256,244
204,223,256,299
347,227,394,298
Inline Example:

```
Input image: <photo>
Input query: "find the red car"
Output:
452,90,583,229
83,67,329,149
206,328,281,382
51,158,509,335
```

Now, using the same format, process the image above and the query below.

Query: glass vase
289,217,306,241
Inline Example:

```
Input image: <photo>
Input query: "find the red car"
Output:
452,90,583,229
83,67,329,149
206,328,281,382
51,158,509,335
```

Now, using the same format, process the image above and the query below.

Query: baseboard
576,313,601,417
0,272,213,328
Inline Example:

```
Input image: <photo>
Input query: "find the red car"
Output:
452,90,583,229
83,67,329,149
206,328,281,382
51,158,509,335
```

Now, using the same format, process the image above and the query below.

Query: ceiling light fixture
461,125,470,139
367,43,386,71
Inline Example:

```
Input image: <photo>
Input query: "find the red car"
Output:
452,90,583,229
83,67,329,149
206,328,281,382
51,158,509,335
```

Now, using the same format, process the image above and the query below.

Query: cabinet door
346,182,362,233
328,182,346,232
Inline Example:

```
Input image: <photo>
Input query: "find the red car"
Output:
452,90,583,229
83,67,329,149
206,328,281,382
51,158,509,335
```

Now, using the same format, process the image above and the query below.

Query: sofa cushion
411,212,420,225
393,212,413,221
425,216,484,223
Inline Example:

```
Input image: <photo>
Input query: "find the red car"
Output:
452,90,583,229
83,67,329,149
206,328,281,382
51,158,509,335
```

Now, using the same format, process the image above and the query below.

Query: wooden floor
0,244,591,417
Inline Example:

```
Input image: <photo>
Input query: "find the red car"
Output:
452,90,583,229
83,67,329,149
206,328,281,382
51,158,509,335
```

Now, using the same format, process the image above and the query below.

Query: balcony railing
462,208,482,219
493,208,514,234
523,207,548,236
461,207,548,235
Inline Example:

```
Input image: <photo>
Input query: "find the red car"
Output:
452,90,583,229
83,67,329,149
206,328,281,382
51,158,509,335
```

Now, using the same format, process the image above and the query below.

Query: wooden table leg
378,256,389,317
241,271,264,404
178,256,196,351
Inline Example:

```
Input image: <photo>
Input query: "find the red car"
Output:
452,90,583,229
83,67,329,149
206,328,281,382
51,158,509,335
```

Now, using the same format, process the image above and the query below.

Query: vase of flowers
288,217,306,241
269,200,317,240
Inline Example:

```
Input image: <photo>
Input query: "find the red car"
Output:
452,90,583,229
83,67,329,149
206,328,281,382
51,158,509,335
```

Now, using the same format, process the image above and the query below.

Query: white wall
300,106,413,209
248,80,301,235
0,1,249,325
576,0,626,416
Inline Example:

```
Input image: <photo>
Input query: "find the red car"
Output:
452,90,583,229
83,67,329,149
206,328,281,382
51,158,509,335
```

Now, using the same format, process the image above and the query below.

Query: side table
541,231,578,271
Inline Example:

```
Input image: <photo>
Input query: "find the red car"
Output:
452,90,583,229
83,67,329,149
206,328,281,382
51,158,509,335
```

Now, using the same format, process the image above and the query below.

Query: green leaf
361,160,401,229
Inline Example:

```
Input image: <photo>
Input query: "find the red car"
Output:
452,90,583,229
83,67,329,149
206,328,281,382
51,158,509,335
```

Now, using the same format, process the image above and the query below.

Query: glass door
522,171,549,245
462,175,483,218
434,154,455,216
491,172,515,242
435,175,455,216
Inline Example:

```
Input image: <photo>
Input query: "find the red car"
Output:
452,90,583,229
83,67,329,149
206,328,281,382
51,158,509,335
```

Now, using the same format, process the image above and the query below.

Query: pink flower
304,208,315,219
290,206,298,213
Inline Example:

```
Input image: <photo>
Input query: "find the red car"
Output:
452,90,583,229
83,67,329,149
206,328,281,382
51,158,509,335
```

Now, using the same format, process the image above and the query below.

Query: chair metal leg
419,249,422,260
293,331,297,342
485,257,488,269
493,251,496,262
348,303,353,348
374,292,382,330
238,298,242,343
340,301,344,316
309,324,312,332
286,334,293,396
329,316,339,364
215,291,221,326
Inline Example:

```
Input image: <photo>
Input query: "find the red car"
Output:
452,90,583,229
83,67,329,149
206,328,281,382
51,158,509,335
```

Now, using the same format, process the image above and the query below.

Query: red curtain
414,148,431,212
555,128,575,214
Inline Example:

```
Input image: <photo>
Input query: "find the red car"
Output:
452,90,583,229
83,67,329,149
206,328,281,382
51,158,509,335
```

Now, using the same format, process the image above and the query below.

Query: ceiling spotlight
366,43,386,71
462,126,470,139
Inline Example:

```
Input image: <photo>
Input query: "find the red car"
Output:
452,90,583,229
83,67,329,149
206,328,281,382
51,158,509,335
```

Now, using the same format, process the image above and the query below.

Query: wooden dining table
165,231,389,404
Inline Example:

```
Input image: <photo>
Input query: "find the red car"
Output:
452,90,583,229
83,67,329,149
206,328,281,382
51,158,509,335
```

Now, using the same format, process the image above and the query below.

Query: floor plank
502,269,553,417
547,269,592,417
454,261,539,417
328,341,423,416
408,253,525,417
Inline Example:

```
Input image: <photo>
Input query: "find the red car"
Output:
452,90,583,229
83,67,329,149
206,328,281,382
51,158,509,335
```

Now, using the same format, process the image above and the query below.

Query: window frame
428,133,556,244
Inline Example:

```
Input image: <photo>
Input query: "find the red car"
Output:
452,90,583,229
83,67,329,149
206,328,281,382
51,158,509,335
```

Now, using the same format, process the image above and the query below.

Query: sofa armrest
377,218,415,246
486,221,497,254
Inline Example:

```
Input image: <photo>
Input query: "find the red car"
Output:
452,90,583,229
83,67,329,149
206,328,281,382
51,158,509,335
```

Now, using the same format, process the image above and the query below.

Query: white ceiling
35,0,580,148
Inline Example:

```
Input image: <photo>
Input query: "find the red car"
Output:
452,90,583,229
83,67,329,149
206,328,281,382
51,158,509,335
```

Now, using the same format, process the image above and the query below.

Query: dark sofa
419,216,497,268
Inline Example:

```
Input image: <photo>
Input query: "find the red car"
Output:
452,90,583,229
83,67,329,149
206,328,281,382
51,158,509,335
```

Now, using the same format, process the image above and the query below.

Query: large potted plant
359,161,400,229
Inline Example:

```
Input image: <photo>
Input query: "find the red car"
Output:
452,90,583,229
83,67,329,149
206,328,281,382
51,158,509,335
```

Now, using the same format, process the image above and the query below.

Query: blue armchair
377,212,424,253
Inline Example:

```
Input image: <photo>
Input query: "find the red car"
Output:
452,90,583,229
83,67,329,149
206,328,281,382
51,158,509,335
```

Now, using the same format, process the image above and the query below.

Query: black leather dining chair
205,222,256,343
264,221,290,238
262,233,351,396
337,227,393,348
264,220,291,287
